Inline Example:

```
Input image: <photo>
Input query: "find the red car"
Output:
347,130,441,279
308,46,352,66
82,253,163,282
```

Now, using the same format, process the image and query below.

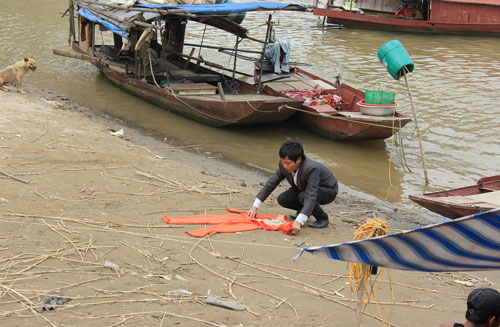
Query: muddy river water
1,0,499,223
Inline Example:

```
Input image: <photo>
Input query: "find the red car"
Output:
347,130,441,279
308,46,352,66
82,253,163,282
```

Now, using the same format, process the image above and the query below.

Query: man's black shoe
308,220,329,228
288,213,297,220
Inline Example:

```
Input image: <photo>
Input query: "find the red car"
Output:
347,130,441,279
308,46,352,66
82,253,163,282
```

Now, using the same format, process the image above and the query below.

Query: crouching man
246,141,338,235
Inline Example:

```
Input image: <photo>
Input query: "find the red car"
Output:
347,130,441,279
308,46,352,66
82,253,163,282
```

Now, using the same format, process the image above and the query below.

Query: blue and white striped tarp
295,208,500,272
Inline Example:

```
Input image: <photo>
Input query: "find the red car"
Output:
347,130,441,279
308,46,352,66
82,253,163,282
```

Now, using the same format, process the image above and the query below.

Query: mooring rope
171,93,242,124
246,100,287,113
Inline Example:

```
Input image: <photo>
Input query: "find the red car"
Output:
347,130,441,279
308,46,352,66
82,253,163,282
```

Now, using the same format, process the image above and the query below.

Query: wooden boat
314,0,500,34
54,1,307,127
256,66,411,140
409,175,500,219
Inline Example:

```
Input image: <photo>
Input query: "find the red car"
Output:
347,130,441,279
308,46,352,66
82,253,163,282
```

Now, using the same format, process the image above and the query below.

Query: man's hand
246,206,258,218
290,220,302,235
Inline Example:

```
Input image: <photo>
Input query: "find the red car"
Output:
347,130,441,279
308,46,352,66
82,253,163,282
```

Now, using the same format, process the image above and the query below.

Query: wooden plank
431,1,500,23
438,0,500,7
307,105,337,114
168,83,217,95
427,191,500,207
183,93,283,101
108,64,126,74
459,2,470,23
357,0,399,13
312,79,336,90
265,81,297,92
168,69,221,82
283,80,315,90
479,4,500,23
469,4,479,23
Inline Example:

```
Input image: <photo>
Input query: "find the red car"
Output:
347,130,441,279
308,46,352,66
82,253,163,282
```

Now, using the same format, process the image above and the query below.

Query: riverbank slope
0,90,495,327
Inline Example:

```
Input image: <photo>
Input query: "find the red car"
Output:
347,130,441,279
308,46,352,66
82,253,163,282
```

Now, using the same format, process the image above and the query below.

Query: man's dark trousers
277,187,336,222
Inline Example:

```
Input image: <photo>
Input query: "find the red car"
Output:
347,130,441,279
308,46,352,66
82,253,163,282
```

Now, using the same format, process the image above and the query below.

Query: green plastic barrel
377,40,414,80
365,90,396,105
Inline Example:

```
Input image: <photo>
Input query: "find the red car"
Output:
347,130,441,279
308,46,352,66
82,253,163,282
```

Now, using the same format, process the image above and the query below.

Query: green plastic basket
365,90,396,105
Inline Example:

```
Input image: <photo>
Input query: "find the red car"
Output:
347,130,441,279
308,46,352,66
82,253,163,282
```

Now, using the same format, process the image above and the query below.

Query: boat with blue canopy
54,0,308,126
54,0,411,139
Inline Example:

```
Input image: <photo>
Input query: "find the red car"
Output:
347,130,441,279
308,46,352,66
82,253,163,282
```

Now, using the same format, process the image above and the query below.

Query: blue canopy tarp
295,208,500,272
134,1,306,14
78,8,129,38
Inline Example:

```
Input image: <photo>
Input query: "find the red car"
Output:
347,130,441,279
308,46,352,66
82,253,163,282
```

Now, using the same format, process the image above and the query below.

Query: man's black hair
466,288,500,325
279,141,305,162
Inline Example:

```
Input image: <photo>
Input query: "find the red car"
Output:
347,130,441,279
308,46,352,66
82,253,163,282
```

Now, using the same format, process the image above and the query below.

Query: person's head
279,141,305,173
465,288,500,327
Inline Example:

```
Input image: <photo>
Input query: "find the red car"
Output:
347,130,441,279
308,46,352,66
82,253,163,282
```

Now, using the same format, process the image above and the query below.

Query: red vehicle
409,175,500,219
314,0,500,34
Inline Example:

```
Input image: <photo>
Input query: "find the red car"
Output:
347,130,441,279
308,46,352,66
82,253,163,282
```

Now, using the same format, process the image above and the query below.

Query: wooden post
355,266,366,327
232,36,240,82
403,69,429,184
217,82,226,101
69,2,75,45
257,14,273,93
183,47,196,69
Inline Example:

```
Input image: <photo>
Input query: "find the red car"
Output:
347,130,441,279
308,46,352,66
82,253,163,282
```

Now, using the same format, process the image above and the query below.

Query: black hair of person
279,141,305,162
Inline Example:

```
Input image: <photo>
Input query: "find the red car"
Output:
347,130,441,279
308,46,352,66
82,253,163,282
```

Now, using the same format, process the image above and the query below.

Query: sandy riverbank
0,89,497,327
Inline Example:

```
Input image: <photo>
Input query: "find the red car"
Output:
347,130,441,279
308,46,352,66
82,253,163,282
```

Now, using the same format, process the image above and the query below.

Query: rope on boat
169,92,292,124
246,101,287,113
392,80,412,174
171,93,242,124
282,105,405,130
388,83,401,186
397,127,412,173
148,48,161,88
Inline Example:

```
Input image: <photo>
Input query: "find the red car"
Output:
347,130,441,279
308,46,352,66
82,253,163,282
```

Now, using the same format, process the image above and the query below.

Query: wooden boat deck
264,76,334,92
97,46,222,83
182,93,294,102
419,191,500,208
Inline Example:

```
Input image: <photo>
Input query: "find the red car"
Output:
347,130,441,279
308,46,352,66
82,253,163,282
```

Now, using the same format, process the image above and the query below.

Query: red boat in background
314,0,500,34
409,175,500,219
256,66,411,141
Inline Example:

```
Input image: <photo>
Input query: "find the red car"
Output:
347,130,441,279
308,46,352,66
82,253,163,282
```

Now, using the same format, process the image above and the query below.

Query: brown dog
0,57,37,93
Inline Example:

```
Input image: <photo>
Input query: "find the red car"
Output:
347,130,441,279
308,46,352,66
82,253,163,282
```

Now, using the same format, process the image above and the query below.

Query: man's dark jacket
256,155,338,217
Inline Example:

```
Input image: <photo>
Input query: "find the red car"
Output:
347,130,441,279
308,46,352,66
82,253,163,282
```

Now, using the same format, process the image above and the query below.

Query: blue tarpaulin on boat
78,8,129,38
134,2,306,14
295,208,500,272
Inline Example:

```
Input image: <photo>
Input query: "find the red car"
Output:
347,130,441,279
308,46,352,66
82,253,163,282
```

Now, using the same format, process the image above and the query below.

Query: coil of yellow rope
349,218,393,326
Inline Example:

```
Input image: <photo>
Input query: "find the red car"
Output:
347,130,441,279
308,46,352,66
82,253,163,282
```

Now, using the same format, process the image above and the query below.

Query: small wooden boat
409,175,500,219
256,66,411,140
54,1,307,127
314,0,500,34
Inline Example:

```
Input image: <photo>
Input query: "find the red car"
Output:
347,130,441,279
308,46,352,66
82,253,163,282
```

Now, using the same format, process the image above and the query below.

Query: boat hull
261,68,411,141
102,68,300,127
296,107,411,140
409,175,500,219
314,8,500,34
69,46,301,127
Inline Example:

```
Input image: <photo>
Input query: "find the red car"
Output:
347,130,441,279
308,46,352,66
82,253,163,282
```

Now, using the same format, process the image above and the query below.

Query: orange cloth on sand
162,208,293,237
